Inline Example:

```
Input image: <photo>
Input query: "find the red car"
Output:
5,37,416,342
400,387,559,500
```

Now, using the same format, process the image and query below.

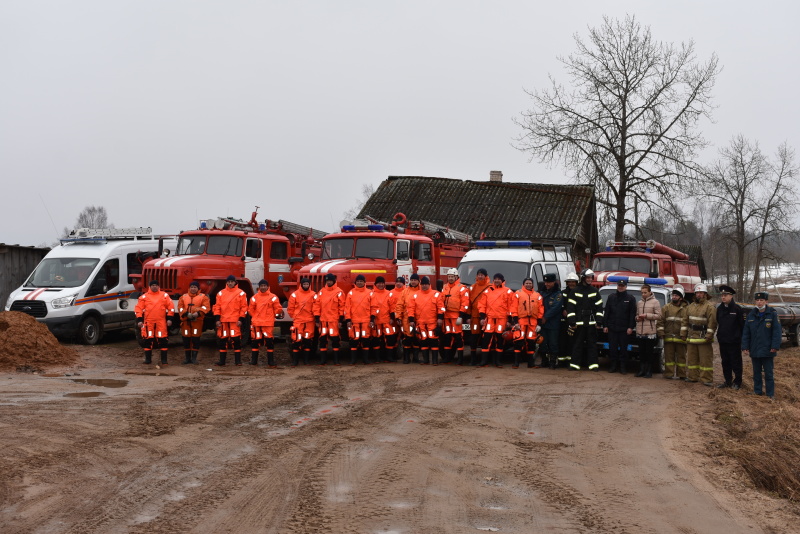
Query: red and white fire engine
591,240,703,293
130,209,325,332
294,213,473,292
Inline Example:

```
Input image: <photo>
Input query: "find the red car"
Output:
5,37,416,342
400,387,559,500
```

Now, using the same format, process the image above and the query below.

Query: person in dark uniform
716,285,745,389
558,272,579,368
539,273,563,369
603,279,636,374
566,269,604,371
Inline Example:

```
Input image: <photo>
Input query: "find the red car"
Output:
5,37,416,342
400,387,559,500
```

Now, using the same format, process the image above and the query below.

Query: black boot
402,348,410,364
549,356,557,370
478,349,488,367
183,350,192,365
636,359,646,377
513,352,521,369
455,349,464,366
191,350,199,364
267,351,276,367
143,351,152,364
644,357,653,378
215,351,226,366
160,351,169,365
250,351,259,366
619,359,627,375
234,352,242,366
608,360,618,373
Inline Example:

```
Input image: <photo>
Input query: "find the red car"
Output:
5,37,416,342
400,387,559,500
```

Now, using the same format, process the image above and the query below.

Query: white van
457,240,577,290
5,228,174,344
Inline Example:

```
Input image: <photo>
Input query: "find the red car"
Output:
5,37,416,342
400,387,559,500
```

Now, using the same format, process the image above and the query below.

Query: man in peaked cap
742,292,782,399
716,285,745,389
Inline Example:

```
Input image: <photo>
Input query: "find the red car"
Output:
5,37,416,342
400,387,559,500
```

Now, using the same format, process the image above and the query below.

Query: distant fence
0,244,50,308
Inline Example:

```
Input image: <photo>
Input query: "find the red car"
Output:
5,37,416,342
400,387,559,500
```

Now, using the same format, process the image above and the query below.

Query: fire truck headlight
52,293,78,309
307,253,315,260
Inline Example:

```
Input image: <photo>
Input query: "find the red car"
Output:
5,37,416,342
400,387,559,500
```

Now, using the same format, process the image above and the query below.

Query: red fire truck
294,213,473,292
130,210,325,333
591,240,704,293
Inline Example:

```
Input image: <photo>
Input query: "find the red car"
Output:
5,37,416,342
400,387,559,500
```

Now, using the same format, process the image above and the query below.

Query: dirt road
1,338,794,533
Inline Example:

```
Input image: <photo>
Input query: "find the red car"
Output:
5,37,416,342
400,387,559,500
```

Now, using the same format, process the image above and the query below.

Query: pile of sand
0,311,80,371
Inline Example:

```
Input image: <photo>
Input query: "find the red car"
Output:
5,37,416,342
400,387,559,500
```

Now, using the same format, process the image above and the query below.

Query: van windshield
458,261,531,291
26,258,100,288
593,256,650,274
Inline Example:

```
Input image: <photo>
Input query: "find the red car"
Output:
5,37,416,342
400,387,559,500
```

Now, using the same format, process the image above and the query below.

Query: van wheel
78,316,103,345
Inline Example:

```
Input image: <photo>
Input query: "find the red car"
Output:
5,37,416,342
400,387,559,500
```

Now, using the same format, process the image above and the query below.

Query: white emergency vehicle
457,240,578,290
5,227,174,344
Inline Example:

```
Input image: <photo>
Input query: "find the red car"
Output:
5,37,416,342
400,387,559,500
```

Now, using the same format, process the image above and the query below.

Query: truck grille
306,274,326,292
142,267,179,292
10,300,48,318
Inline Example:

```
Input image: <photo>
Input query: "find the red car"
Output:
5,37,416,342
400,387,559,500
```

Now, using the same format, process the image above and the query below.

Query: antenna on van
39,192,61,242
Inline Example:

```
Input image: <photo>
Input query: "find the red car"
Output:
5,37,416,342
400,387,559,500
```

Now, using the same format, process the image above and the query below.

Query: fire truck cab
591,240,703,294
130,212,325,335
296,214,472,292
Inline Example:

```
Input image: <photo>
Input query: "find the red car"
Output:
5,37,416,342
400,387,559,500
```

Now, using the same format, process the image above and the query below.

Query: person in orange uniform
288,277,316,366
135,280,175,365
345,274,372,365
314,273,346,365
370,276,399,362
468,268,491,365
408,276,445,365
396,273,421,364
177,280,210,364
249,279,284,367
213,275,248,366
439,268,470,365
478,273,517,367
513,277,544,369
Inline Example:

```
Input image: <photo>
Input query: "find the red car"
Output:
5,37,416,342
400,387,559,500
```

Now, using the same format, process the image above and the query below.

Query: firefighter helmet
579,268,595,281
694,283,708,294
447,268,459,277
565,272,579,282
672,284,685,298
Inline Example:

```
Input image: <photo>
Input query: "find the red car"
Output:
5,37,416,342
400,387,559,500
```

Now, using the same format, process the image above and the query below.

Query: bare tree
699,136,798,297
515,15,720,240
343,183,376,221
62,206,114,237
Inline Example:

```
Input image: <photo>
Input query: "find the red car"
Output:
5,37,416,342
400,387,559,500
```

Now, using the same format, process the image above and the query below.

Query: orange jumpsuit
468,279,491,349
249,290,282,337
396,284,420,362
514,287,543,367
313,285,346,364
346,286,372,364
177,291,210,363
178,292,211,338
408,288,444,364
439,281,470,363
370,287,399,360
478,283,517,365
213,285,248,365
288,286,317,365
135,288,174,363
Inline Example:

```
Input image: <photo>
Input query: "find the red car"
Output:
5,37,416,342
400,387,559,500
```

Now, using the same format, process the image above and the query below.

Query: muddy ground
2,332,799,534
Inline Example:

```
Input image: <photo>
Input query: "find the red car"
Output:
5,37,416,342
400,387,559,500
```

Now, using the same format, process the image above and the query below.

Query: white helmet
672,285,685,298
566,272,579,282
447,268,459,277
694,283,708,293
579,268,595,281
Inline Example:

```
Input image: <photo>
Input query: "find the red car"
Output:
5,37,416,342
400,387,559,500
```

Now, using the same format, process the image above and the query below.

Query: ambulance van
5,227,173,344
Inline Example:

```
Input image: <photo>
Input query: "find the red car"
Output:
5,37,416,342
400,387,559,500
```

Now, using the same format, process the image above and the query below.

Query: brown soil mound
0,311,80,371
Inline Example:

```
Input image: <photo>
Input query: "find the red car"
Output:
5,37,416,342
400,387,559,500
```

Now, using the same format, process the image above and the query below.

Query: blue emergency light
200,221,208,229
607,275,668,286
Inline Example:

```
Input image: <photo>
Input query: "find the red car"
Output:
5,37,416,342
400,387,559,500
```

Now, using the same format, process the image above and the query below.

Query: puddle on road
64,392,106,398
71,379,129,388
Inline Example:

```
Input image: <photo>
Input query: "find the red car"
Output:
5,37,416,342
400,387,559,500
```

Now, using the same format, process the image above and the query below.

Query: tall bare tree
699,136,798,297
515,15,720,240
343,183,376,221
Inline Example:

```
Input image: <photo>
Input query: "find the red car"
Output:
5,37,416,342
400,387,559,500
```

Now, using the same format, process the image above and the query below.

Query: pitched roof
358,176,596,247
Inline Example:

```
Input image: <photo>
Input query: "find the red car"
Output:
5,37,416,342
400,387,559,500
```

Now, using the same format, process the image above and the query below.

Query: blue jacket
541,285,563,330
741,306,782,358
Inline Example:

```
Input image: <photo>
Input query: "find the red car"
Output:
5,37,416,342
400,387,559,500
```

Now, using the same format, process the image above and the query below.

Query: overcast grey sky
2,1,798,247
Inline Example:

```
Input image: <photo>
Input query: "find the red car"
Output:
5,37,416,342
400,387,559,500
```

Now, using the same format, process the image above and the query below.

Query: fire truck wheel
793,323,800,347
78,316,103,345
